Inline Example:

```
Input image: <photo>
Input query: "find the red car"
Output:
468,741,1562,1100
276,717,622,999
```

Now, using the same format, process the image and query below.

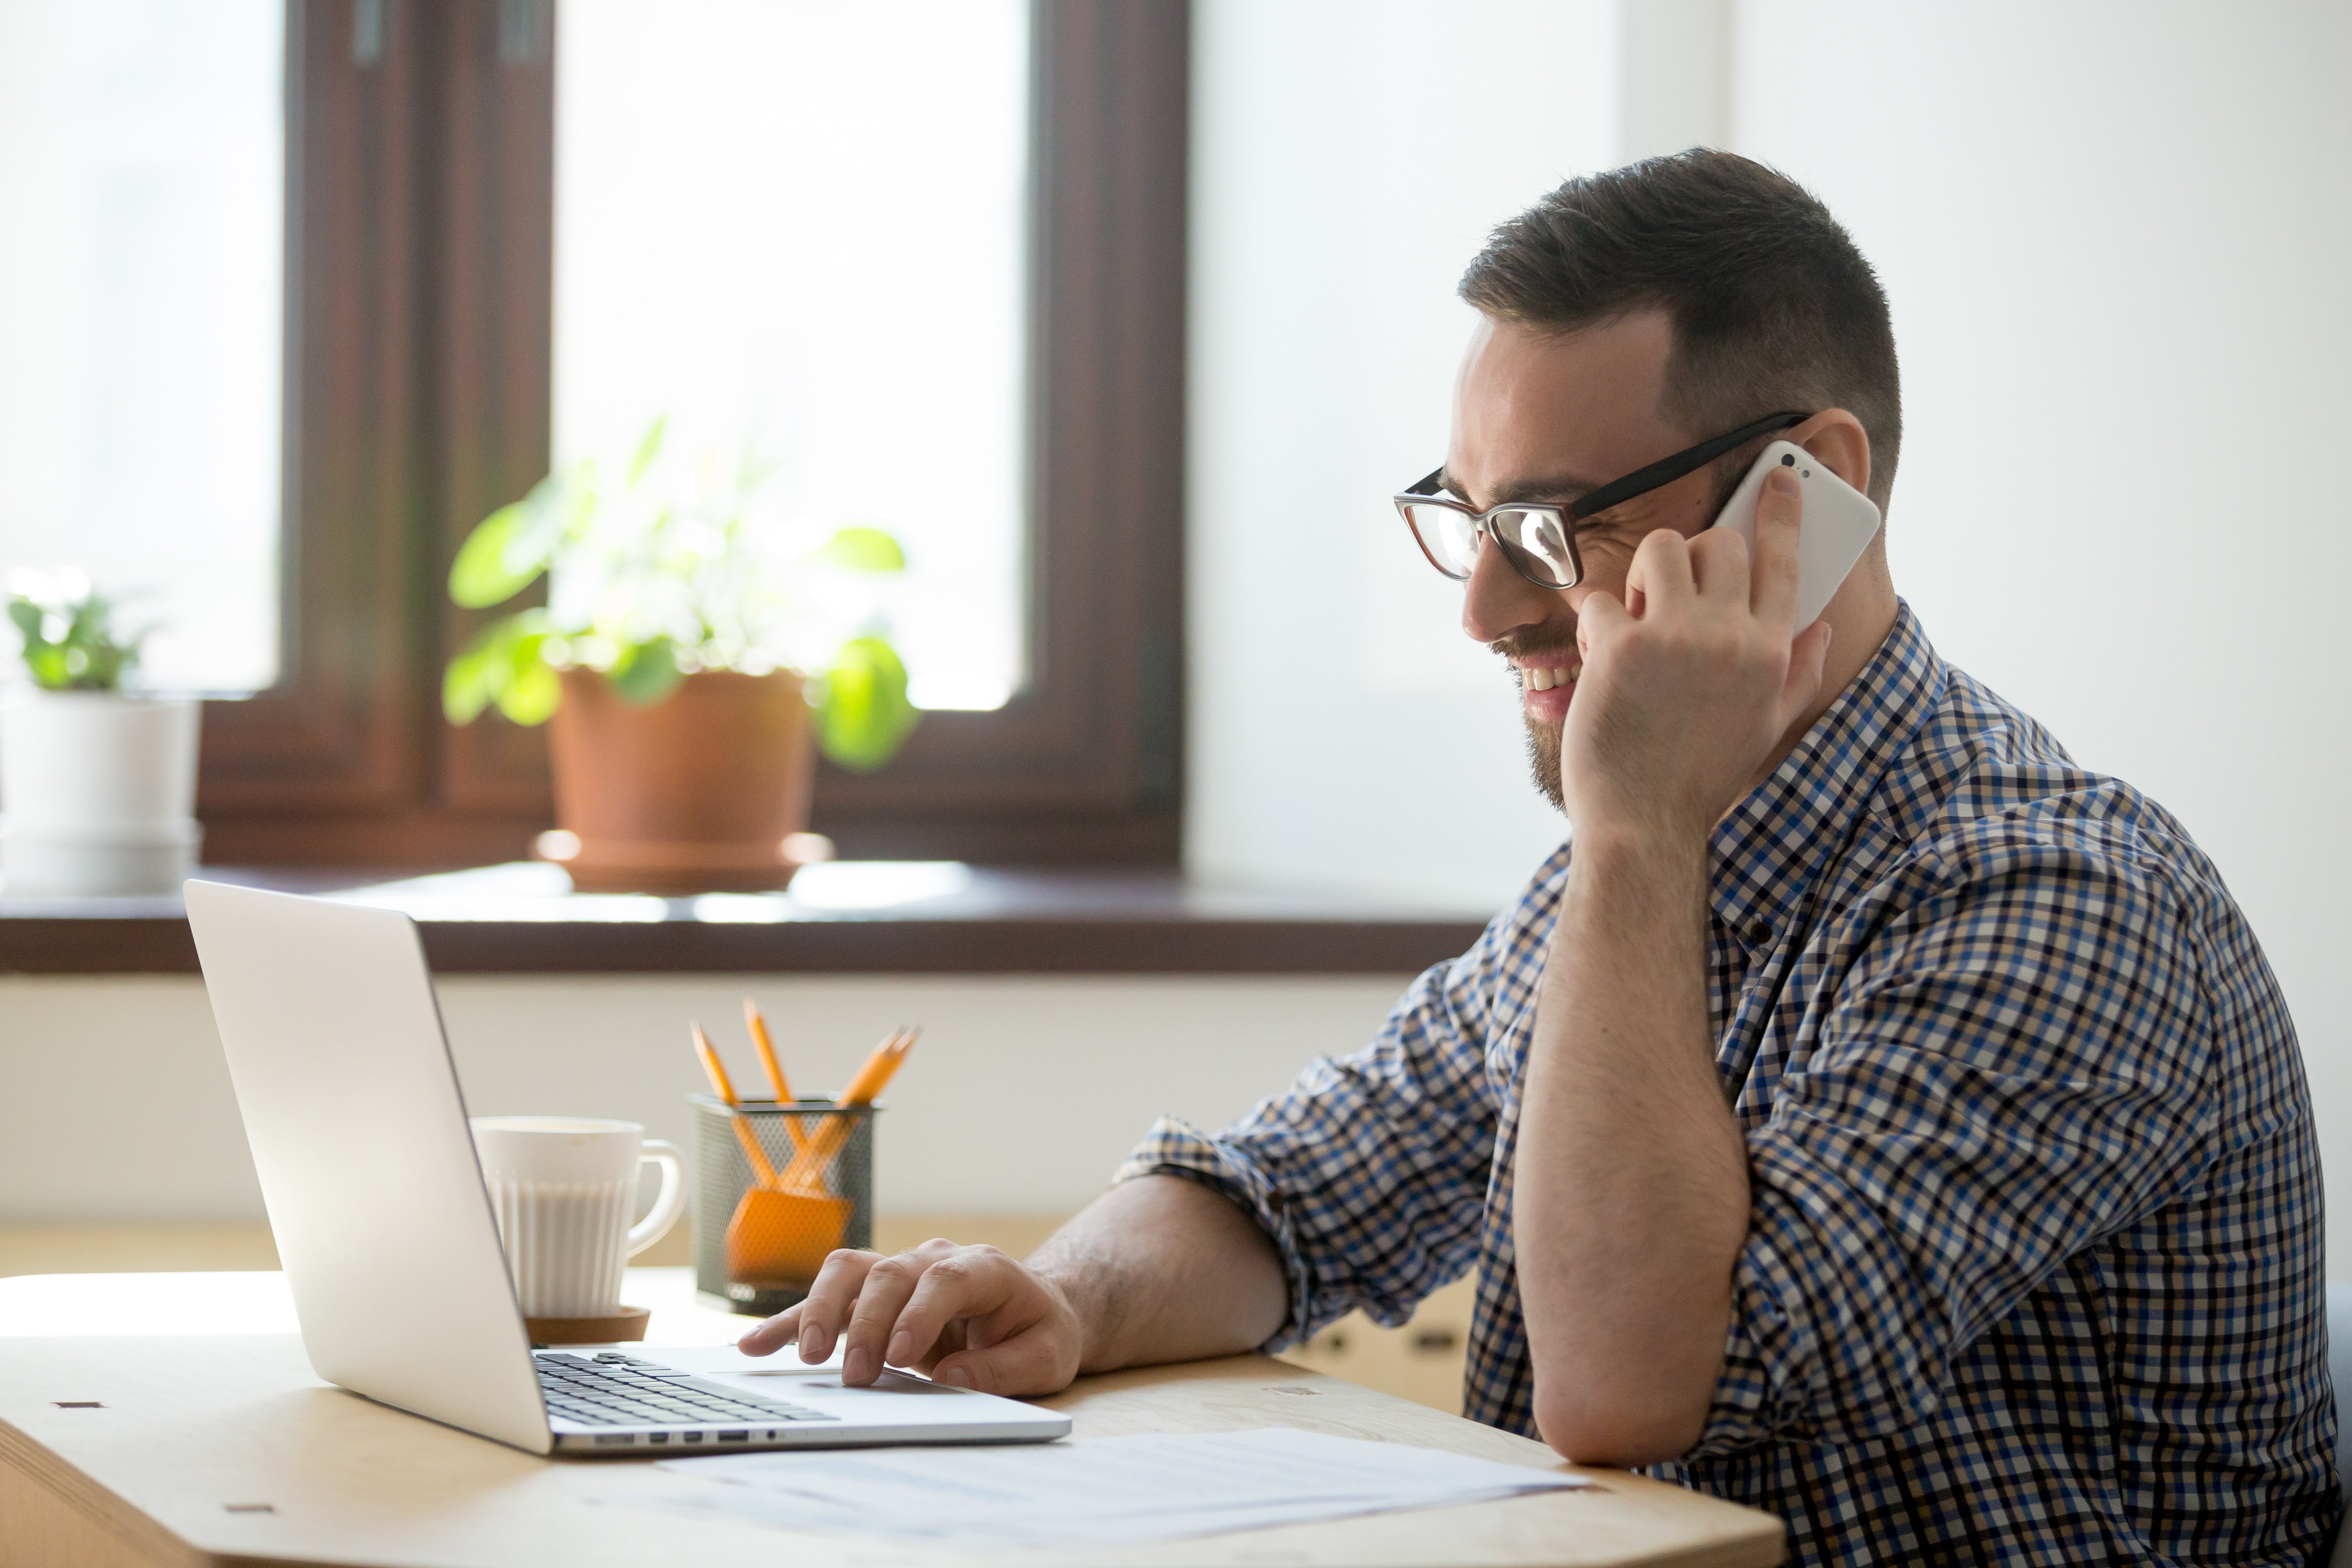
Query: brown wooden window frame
197,0,1187,870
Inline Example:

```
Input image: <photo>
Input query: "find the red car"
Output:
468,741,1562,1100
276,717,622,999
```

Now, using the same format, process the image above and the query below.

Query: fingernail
1768,467,1798,492
845,1347,873,1384
936,1365,970,1388
800,1332,828,1363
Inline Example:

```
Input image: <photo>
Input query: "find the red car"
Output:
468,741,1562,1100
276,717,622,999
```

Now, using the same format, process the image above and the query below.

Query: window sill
0,862,1492,977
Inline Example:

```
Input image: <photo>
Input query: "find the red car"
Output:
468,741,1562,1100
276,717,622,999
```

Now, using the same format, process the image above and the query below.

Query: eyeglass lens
1403,503,1575,588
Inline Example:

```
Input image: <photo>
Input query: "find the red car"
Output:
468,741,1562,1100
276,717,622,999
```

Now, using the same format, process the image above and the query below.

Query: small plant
7,568,148,692
442,418,920,770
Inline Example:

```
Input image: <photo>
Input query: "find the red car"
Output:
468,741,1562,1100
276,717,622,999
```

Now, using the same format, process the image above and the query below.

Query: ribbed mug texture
487,1178,635,1317
470,1117,683,1319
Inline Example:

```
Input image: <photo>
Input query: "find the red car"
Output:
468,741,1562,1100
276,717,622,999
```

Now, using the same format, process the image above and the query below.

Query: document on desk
592,1426,1585,1551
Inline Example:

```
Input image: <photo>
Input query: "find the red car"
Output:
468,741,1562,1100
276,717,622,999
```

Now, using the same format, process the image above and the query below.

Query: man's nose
1461,535,1570,645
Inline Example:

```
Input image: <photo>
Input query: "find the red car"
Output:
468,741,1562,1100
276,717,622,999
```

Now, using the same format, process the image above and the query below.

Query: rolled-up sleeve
1692,833,2220,1455
1113,904,1522,1350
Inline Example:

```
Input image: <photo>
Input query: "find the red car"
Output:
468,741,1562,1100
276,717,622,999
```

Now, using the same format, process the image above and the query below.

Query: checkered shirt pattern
1119,602,2337,1566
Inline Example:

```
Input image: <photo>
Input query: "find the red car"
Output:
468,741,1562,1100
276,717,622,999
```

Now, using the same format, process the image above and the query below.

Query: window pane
0,0,285,694
555,0,1030,712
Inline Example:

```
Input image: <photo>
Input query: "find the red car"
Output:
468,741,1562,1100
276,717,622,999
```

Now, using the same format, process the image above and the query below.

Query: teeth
1520,663,1582,693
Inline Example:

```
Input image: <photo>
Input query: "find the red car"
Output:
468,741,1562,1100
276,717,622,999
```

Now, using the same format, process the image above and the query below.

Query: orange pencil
692,1022,783,1190
780,1028,918,1192
743,998,804,1155
744,998,793,1102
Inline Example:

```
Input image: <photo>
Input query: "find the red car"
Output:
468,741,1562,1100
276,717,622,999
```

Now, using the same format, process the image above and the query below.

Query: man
742,151,2337,1564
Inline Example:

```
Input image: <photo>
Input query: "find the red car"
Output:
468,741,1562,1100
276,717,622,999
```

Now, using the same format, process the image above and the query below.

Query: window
178,0,1184,870
556,0,1032,712
0,0,285,694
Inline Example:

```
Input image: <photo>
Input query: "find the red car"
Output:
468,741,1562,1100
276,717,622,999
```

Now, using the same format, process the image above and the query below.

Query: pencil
779,1028,919,1192
692,1021,783,1190
744,998,792,1102
743,998,805,1156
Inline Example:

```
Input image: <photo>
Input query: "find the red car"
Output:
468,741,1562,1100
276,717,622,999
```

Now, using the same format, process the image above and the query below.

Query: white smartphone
1708,439,1881,628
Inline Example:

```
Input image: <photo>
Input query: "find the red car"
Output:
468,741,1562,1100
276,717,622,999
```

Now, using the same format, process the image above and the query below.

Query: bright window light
555,0,1031,712
0,0,285,694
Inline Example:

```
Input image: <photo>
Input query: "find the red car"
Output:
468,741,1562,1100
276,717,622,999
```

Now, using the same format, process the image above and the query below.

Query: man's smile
1512,656,1582,723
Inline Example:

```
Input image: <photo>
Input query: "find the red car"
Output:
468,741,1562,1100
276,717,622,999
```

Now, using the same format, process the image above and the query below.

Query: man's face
1442,310,1725,810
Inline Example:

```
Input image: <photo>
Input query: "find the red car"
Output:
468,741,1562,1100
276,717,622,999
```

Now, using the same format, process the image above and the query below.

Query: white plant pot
0,691,203,897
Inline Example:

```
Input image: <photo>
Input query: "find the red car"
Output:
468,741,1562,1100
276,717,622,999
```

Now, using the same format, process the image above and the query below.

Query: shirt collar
1706,599,1944,942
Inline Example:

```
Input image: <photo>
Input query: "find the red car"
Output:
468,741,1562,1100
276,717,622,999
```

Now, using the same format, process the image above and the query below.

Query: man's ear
1790,410,1871,499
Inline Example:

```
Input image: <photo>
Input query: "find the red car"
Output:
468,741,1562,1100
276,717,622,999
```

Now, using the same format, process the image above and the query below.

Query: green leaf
442,611,558,725
9,584,142,691
813,526,906,573
450,502,543,607
627,415,668,486
442,621,516,724
814,635,919,771
606,637,683,706
496,657,562,725
442,643,497,724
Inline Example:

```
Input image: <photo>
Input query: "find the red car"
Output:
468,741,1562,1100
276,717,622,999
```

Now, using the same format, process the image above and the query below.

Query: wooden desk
0,1271,1782,1568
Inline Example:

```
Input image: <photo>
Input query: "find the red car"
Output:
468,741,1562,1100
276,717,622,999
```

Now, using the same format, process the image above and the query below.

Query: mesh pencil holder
690,1093,876,1316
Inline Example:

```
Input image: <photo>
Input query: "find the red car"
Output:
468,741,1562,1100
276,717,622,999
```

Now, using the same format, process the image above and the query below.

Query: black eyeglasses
1394,411,1811,590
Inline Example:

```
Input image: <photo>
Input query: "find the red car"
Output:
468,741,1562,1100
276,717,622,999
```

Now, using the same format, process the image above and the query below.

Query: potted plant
1,570,201,897
443,419,919,894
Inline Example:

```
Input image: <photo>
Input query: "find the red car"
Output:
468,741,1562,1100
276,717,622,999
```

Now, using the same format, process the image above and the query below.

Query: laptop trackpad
646,1346,979,1400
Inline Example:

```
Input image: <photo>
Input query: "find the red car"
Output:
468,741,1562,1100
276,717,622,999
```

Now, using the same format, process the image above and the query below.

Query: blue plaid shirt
1122,603,2336,1566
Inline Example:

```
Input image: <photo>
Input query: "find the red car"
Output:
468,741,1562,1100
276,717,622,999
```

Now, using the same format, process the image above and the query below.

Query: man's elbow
1532,1381,1707,1469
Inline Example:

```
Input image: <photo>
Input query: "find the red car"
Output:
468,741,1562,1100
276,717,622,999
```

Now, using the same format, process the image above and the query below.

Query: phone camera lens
1801,468,1812,478
1779,454,1796,467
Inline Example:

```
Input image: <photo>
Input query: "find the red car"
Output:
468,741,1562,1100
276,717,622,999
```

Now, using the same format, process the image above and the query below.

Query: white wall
1184,0,1621,908
1188,0,2352,1258
0,973,1406,1224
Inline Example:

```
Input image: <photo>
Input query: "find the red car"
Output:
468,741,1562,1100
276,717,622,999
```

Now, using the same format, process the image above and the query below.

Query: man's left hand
1561,465,1835,843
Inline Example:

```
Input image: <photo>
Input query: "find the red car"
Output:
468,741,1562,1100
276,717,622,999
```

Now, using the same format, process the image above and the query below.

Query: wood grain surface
0,1332,1780,1568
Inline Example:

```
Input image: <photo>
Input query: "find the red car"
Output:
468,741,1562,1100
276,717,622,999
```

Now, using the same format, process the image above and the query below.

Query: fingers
932,1322,1077,1397
1749,466,1804,629
885,1248,1020,1370
1685,523,1750,607
832,1237,962,1384
741,1241,1077,1394
789,1246,887,1364
736,1302,801,1356
1624,529,1696,617
1574,589,1629,664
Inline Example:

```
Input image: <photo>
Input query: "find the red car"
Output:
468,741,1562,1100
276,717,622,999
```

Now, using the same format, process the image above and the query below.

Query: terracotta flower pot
544,668,816,895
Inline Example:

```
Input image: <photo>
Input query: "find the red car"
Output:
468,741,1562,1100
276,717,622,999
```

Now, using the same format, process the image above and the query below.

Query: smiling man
742,152,2337,1566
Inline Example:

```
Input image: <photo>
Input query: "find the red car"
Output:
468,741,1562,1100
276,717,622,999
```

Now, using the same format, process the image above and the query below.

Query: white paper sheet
591,1426,1586,1552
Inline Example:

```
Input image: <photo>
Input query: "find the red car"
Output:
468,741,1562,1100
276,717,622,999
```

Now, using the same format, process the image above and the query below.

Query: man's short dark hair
1460,149,1902,509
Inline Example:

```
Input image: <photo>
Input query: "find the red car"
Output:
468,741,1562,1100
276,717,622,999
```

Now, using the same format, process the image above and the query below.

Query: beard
1524,713,1566,815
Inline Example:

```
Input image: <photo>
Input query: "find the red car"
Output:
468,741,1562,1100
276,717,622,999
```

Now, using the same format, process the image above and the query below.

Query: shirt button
1745,918,1772,945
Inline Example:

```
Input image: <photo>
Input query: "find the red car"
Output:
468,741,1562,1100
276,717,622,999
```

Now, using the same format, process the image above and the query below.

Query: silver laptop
184,878,1071,1457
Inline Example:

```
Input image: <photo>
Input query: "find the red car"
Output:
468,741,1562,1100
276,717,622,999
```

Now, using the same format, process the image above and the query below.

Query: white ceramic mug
470,1117,685,1319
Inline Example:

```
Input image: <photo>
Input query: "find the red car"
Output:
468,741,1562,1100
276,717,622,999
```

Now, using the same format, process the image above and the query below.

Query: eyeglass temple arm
1404,467,1447,498
1565,411,1810,521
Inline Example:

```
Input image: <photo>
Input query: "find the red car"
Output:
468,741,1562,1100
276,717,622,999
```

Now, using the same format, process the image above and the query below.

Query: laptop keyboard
534,1351,838,1429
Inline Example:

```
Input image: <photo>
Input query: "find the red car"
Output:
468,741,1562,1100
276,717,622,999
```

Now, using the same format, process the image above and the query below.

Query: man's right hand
736,1238,1085,1395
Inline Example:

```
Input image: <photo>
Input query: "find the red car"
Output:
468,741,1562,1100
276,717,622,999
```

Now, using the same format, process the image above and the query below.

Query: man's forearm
1028,1173,1288,1374
1514,830,1750,1464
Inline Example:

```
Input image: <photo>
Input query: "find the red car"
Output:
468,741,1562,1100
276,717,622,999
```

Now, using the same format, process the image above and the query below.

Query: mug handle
627,1140,687,1257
